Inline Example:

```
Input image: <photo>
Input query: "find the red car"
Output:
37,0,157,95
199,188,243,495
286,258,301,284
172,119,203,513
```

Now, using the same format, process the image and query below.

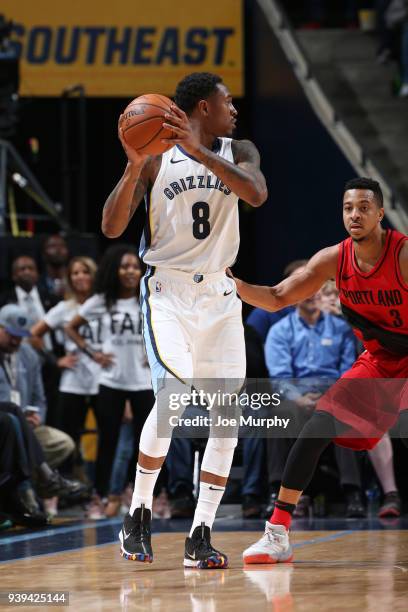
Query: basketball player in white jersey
102,73,267,568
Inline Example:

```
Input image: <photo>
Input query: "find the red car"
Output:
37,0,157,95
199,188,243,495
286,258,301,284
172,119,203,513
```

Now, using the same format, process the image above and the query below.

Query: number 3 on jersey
192,201,210,239
390,309,403,328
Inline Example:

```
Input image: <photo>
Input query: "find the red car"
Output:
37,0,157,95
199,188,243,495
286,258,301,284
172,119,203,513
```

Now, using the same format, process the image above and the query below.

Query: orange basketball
120,94,175,155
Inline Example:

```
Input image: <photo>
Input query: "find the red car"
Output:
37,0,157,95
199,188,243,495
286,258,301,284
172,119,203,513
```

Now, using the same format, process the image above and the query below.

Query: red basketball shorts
317,349,408,450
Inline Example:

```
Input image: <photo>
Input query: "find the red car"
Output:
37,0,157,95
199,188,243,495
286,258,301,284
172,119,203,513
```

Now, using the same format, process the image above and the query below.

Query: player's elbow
101,219,123,239
268,287,287,311
247,184,268,207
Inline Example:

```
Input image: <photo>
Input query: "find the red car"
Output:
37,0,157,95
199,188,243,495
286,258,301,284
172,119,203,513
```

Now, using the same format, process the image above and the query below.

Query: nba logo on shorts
155,281,162,293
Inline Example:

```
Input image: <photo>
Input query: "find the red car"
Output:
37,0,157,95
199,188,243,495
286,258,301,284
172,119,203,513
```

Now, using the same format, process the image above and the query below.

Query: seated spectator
0,304,72,462
0,410,48,528
0,254,63,427
246,306,293,344
264,281,366,518
40,234,70,298
0,305,89,513
0,402,85,523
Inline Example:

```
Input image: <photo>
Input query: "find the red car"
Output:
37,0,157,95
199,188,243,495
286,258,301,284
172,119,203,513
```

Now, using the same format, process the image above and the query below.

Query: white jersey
140,138,240,274
79,294,152,392
43,299,102,395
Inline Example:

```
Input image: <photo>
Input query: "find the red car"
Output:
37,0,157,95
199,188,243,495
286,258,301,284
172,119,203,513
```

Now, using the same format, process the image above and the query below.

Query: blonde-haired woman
31,256,102,447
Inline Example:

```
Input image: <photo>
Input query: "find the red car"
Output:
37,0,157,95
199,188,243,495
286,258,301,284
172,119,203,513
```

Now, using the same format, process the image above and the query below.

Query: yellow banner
5,0,243,97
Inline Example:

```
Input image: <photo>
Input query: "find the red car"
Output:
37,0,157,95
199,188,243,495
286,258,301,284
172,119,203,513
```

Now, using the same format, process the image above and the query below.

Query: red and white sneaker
243,522,293,564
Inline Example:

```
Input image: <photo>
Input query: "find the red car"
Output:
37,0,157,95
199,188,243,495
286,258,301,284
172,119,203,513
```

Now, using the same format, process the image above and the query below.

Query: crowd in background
0,233,406,533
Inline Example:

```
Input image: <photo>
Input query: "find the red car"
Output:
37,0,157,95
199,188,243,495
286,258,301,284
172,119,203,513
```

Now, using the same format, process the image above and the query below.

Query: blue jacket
0,343,47,423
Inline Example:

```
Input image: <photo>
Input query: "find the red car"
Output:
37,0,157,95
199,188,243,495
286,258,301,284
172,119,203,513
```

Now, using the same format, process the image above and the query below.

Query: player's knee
139,404,171,458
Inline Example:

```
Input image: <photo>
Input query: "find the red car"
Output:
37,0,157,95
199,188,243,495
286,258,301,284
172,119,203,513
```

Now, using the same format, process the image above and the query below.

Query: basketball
120,94,175,155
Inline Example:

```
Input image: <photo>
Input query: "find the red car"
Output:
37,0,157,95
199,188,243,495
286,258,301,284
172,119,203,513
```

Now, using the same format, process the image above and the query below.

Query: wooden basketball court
1,520,408,610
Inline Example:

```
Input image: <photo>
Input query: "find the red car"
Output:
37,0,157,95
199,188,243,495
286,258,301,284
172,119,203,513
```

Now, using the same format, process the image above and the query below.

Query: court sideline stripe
0,540,116,565
293,530,352,548
0,529,353,565
0,518,123,546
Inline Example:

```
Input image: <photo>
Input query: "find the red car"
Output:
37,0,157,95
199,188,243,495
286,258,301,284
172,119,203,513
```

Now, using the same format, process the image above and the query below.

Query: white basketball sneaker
243,522,293,564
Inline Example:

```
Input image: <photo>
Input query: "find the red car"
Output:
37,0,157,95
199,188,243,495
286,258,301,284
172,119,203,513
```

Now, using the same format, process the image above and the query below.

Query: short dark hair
344,177,383,207
174,72,223,114
12,255,37,273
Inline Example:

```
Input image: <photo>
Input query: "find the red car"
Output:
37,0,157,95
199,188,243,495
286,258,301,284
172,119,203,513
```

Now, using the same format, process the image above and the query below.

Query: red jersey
336,229,408,355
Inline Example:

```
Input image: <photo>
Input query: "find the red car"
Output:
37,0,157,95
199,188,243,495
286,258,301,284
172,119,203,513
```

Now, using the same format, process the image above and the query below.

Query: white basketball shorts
140,267,246,394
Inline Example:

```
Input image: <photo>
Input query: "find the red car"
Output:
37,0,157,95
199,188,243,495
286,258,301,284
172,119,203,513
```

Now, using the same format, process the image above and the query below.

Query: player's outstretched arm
162,107,267,207
102,116,158,238
229,245,338,312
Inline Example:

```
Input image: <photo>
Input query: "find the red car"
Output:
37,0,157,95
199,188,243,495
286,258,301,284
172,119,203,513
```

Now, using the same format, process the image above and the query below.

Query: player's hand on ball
162,106,201,156
118,115,149,166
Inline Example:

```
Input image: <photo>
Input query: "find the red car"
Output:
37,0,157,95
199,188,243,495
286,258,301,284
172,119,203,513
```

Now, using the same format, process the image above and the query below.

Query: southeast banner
4,0,243,97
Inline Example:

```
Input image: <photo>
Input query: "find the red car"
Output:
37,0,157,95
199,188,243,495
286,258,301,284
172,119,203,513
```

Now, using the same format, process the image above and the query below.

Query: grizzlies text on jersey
140,138,239,274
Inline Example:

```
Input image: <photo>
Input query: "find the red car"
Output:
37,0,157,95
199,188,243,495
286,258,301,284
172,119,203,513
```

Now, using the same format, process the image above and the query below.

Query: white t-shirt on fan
44,299,102,395
79,294,151,392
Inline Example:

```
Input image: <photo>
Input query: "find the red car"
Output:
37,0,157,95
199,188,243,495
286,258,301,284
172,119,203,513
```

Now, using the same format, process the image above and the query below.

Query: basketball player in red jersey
229,177,408,563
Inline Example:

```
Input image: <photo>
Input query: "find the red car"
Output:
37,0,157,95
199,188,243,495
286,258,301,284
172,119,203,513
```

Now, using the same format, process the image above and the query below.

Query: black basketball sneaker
184,523,228,569
119,505,153,563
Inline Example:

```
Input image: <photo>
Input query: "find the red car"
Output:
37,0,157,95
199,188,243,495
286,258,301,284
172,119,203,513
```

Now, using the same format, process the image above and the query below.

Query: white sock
129,464,161,515
189,482,225,536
